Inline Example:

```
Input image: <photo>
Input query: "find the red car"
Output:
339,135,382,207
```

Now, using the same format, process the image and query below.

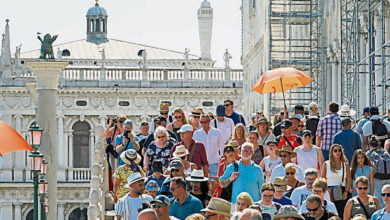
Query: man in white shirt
193,114,224,193
115,172,153,220
210,104,235,144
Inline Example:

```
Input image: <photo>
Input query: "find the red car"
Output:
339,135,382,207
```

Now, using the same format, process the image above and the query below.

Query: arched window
25,210,33,220
69,208,87,220
72,121,91,168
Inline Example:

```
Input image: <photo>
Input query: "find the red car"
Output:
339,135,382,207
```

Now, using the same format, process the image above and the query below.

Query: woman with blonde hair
321,144,352,218
232,123,247,147
168,108,188,142
284,162,304,197
236,192,254,212
144,126,174,172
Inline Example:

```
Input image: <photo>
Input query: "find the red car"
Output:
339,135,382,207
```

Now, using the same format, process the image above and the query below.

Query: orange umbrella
251,67,313,107
0,121,33,156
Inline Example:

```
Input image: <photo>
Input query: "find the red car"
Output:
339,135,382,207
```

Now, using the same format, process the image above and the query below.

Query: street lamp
28,123,43,220
38,178,48,220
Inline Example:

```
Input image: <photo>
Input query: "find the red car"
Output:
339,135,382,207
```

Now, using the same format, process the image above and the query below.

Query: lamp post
28,123,43,220
38,177,48,220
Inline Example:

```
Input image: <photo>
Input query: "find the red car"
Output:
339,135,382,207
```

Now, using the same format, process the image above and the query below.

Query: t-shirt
333,129,361,163
255,201,279,217
169,194,204,220
115,194,153,220
226,111,246,126
372,208,390,220
190,192,211,208
299,199,338,215
273,196,292,205
302,210,337,220
277,135,301,149
290,185,312,211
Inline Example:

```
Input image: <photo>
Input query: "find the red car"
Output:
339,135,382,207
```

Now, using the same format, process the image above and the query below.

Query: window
69,208,88,220
72,121,91,168
119,101,130,106
76,101,87,106
202,101,213,107
62,49,70,56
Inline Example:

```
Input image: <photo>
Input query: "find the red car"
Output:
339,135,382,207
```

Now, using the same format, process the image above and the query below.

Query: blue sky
0,0,242,68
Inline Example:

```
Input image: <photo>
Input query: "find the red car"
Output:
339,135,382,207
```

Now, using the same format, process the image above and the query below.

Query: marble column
99,115,107,126
0,114,13,181
14,114,24,181
374,12,383,106
69,133,74,168
326,51,333,106
331,54,339,102
1,203,13,220
57,115,66,181
14,203,22,220
57,203,65,220
360,36,368,110
27,61,68,220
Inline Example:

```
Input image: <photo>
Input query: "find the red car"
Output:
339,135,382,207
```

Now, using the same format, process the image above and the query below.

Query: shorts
208,163,219,181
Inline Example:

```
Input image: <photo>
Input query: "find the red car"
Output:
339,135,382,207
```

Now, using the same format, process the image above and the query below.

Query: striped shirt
115,194,152,220
316,113,342,151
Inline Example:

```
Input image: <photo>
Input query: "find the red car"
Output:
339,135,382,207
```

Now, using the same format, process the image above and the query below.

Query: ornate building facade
0,1,243,219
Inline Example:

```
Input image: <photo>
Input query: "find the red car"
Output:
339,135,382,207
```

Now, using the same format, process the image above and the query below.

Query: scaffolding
268,0,324,113
340,0,388,114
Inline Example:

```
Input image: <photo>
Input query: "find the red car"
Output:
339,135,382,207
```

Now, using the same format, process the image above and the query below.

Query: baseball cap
169,160,183,170
289,115,300,121
146,180,160,192
362,107,370,115
151,195,170,205
216,105,225,117
178,124,193,133
281,120,292,128
302,130,312,137
155,116,167,123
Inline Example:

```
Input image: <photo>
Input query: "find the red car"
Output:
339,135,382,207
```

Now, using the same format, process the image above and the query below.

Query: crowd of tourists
103,100,390,220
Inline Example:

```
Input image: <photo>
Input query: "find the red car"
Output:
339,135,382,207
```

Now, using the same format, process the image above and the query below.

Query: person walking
371,184,390,220
210,104,235,144
333,117,362,163
293,130,324,172
260,140,282,182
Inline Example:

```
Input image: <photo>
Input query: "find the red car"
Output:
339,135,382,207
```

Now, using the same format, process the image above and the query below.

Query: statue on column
223,49,232,69
37,33,58,59
15,44,21,66
183,48,190,68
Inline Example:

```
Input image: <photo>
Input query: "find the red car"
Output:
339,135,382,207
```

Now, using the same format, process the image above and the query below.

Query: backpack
368,148,390,179
305,116,319,136
220,162,238,202
371,119,389,148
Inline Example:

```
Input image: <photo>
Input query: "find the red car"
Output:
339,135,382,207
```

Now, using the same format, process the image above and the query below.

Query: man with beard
186,169,211,208
115,172,153,220
151,195,179,220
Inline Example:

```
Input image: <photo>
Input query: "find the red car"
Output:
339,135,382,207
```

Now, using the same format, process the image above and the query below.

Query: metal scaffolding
268,0,324,113
340,0,388,114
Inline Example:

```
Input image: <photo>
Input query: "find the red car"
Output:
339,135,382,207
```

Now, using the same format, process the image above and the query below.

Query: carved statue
15,44,21,65
223,49,232,68
38,33,58,59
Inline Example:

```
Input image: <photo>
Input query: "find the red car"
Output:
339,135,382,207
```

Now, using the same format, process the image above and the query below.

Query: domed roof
201,0,211,8
87,3,107,16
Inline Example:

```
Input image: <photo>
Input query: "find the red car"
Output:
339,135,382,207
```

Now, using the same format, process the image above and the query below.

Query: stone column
331,52,339,102
27,61,68,220
326,49,333,106
14,203,22,220
57,203,65,220
57,114,66,181
0,114,13,181
14,114,24,181
1,203,13,220
374,12,383,106
360,35,368,110
99,115,107,126
69,133,74,168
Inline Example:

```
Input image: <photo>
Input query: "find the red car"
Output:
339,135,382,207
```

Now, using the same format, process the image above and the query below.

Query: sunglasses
160,112,168,115
313,190,324,194
262,194,274,198
381,193,390,197
280,154,289,158
286,172,295,176
241,149,253,154
157,136,166,139
200,121,209,124
174,116,182,119
307,206,320,212
225,149,235,153
298,125,305,128
119,120,125,123
205,213,217,219
152,203,166,209
333,149,342,153
358,187,368,190
224,104,231,107
171,168,180,172
193,116,200,119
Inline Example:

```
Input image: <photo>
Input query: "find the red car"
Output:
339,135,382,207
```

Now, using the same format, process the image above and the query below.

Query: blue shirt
273,196,292,205
219,160,264,203
332,129,361,163
169,193,203,220
115,134,139,166
372,208,390,220
226,111,246,126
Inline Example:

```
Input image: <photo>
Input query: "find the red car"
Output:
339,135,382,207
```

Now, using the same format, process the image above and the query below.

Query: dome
87,3,107,16
201,0,211,8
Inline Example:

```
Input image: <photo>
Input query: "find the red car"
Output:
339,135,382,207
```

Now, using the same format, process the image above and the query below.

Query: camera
123,130,130,139
112,118,118,123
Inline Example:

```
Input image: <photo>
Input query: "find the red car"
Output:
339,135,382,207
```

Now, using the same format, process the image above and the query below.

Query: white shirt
193,127,224,164
299,199,338,215
296,145,319,172
115,194,153,220
270,163,305,183
290,185,331,211
210,117,235,144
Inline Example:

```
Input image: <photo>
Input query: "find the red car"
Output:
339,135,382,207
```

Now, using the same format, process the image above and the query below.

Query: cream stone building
0,1,243,219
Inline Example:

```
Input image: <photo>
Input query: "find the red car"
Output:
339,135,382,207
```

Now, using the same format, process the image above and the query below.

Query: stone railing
88,124,107,220
66,168,92,182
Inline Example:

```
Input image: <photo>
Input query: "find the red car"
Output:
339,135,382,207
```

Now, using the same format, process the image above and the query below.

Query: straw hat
273,205,304,220
186,169,208,182
201,198,232,217
275,145,297,158
173,145,189,158
273,177,291,191
227,140,240,149
120,149,141,165
160,103,169,111
191,108,203,116
125,172,146,188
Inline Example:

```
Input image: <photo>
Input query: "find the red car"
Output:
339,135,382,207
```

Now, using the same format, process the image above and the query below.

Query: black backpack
220,162,238,202
305,116,319,136
371,119,389,147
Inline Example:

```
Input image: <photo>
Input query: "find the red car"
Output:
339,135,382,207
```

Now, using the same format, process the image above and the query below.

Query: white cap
178,124,193,133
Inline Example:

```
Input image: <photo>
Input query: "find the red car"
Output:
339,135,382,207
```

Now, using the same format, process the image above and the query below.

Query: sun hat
120,149,141,165
201,198,232,217
178,124,193,133
186,169,208,182
275,145,297,158
227,140,240,149
125,172,146,188
191,108,203,116
273,177,291,191
273,205,304,220
146,180,160,192
255,117,268,127
173,145,189,157
151,195,170,205
216,105,225,117
338,104,356,117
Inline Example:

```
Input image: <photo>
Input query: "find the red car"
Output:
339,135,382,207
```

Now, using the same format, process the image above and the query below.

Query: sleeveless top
296,145,319,172
351,197,379,219
325,161,346,186
172,124,182,142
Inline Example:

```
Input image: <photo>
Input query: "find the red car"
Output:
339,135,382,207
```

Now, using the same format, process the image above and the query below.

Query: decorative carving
19,96,31,107
148,97,158,107
133,97,145,107
62,97,73,107
90,97,100,108
4,96,17,108
80,114,85,122
188,97,200,107
105,97,115,107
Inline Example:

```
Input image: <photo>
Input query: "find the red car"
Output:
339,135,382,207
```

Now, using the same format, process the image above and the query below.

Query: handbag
329,162,345,201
